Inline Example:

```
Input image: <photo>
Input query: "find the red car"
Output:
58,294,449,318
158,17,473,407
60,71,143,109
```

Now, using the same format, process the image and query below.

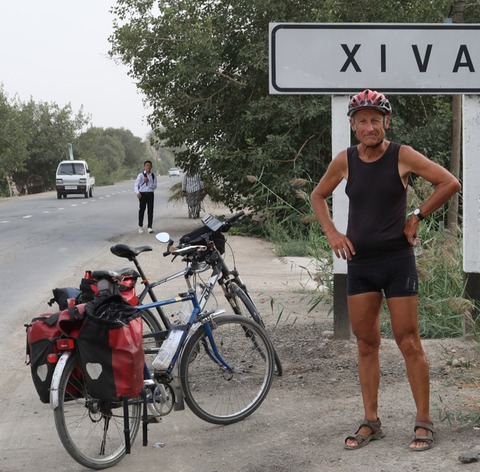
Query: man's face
144,162,153,172
350,109,390,146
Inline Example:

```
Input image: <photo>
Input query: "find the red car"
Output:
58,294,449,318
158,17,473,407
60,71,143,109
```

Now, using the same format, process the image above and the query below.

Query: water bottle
152,328,184,371
177,301,193,324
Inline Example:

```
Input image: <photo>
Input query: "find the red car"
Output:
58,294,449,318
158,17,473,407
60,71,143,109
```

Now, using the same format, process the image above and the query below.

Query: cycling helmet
347,89,392,117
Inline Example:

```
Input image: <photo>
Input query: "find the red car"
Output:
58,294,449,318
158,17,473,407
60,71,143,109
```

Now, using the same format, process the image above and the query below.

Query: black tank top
345,141,411,263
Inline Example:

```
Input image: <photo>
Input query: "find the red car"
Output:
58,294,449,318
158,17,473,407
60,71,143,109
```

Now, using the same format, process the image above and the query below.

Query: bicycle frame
137,255,225,321
137,288,230,375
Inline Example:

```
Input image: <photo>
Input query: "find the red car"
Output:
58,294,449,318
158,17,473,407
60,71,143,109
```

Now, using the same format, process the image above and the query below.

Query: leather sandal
410,421,435,451
344,418,385,450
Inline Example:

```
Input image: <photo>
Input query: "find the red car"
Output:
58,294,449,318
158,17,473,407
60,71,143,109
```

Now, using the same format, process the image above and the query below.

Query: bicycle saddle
110,243,153,260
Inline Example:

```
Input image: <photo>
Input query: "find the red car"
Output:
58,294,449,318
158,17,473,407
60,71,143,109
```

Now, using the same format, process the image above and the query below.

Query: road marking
2,190,120,223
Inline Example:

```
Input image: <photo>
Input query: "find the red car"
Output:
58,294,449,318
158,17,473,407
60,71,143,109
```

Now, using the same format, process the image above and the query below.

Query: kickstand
122,396,131,454
143,393,149,446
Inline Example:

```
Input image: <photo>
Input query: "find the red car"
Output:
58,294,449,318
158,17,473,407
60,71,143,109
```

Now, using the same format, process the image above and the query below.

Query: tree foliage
0,86,152,196
0,88,29,196
110,0,474,221
13,100,89,192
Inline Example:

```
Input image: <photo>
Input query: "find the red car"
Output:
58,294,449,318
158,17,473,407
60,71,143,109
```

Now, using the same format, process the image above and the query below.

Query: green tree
104,127,149,170
14,99,88,191
74,127,127,185
0,88,29,196
109,0,471,220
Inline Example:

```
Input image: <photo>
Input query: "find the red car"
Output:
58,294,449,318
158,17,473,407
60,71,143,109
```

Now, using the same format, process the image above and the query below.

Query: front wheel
180,315,274,425
53,354,142,469
228,282,283,376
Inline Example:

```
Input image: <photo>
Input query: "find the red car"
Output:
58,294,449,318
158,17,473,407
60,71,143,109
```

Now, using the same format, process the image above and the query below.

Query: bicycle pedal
146,415,162,424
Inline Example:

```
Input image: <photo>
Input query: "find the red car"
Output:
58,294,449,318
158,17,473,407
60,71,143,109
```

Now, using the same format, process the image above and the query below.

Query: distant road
0,176,188,341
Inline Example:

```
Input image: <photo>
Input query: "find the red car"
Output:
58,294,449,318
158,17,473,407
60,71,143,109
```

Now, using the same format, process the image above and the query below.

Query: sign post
270,23,480,338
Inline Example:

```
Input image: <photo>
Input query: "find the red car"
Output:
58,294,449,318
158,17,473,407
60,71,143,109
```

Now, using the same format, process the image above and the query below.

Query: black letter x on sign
340,44,361,72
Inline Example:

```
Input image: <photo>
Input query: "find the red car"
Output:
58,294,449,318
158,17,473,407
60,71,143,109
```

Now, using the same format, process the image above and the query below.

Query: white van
55,160,95,199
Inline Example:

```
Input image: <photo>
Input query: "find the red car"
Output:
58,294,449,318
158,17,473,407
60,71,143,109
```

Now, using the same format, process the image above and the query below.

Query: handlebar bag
76,295,144,401
180,225,226,254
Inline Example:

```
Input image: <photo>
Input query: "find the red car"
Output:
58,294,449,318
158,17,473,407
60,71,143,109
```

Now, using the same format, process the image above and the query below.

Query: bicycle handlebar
222,211,245,227
163,211,246,258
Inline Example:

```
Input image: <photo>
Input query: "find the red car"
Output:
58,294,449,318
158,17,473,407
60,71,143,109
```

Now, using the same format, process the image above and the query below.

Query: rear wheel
140,309,164,369
53,354,142,469
180,315,274,425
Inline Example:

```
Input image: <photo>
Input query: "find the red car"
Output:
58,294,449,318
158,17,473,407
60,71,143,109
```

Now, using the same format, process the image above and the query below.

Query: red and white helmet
347,89,392,117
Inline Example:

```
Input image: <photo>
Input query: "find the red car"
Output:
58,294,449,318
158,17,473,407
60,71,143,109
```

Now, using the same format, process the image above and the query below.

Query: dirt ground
113,224,480,472
8,211,480,471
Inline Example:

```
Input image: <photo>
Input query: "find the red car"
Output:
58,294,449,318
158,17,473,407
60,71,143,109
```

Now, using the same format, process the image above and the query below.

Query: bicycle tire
228,282,283,376
140,308,167,372
179,314,274,425
53,354,142,470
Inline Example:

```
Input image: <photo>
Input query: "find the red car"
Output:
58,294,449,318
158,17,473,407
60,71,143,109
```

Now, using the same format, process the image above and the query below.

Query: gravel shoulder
3,216,480,471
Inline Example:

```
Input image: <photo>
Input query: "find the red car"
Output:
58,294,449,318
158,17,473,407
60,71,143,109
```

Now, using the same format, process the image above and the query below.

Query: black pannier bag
76,295,144,401
79,276,99,302
48,287,82,310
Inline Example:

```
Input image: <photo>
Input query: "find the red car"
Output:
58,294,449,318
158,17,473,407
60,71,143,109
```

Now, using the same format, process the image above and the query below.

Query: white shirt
134,171,157,193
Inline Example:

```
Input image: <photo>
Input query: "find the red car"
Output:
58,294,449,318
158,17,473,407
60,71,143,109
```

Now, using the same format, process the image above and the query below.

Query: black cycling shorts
347,255,418,298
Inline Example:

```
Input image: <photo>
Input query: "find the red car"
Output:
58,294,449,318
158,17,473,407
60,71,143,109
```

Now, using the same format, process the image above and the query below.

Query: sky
0,1,151,139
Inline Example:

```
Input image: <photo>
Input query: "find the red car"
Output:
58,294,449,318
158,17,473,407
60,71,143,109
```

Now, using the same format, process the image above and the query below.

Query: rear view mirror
156,232,170,243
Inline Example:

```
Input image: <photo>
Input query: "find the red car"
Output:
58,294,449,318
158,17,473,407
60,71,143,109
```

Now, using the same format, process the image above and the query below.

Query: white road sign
269,23,480,94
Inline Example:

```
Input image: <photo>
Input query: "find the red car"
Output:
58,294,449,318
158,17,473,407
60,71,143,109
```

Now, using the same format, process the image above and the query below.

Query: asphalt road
0,179,176,340
0,176,243,472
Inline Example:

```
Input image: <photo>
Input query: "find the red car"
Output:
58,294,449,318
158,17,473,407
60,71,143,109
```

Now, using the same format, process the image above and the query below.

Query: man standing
310,90,460,451
134,160,157,233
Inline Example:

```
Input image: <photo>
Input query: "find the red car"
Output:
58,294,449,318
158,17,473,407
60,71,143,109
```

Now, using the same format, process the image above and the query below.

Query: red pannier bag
25,305,85,403
80,272,139,306
76,295,144,401
118,275,139,306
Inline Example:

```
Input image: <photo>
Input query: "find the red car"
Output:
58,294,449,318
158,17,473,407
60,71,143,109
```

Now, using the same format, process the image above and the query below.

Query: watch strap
413,208,425,221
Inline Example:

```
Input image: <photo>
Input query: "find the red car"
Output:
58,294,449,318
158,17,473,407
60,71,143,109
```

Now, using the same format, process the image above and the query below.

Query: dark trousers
138,192,154,228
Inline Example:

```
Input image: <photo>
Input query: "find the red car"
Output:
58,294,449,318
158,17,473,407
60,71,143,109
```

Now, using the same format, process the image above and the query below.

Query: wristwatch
413,208,424,221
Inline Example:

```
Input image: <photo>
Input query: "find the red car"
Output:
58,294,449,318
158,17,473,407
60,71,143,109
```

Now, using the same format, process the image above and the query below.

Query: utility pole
447,1,465,232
